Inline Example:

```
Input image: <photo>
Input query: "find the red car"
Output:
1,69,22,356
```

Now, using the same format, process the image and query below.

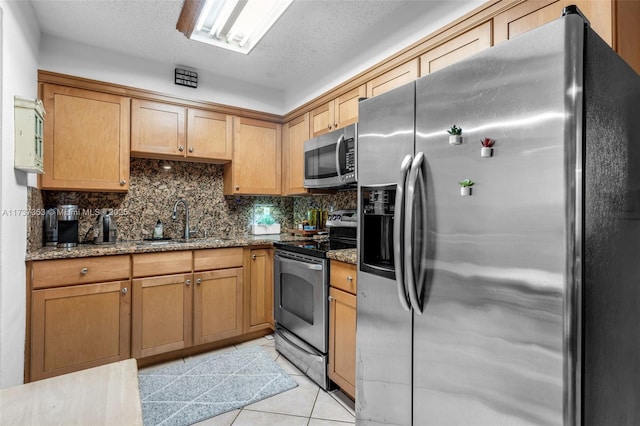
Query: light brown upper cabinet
39,84,130,192
366,59,419,98
282,113,310,196
420,22,492,76
310,85,366,137
131,99,232,162
224,117,282,195
494,0,640,75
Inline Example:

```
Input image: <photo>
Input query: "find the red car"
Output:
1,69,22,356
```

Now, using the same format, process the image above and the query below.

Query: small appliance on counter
56,204,79,248
93,209,117,245
43,207,58,246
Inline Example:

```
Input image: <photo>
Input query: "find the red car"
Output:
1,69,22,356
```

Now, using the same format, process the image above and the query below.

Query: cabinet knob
252,254,256,260
196,278,202,285
185,279,191,285
327,124,332,129
235,185,240,190
347,276,353,282
121,287,128,294
179,145,185,152
334,122,338,128
328,295,334,302
120,179,127,186
188,147,194,153
80,267,88,274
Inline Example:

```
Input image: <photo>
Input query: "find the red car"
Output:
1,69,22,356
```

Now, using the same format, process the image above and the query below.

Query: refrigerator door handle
394,154,413,312
335,133,345,181
405,152,425,314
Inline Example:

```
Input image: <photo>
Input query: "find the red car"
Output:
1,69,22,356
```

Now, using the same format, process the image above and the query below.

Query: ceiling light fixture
189,0,293,55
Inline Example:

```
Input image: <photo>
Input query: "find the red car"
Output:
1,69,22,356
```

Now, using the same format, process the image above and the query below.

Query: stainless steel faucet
171,198,190,240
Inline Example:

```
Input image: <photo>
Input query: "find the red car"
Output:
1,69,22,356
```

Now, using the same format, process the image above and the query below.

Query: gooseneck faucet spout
172,198,190,240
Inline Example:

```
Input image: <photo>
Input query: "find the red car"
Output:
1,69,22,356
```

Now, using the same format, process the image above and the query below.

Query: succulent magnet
459,178,474,196
447,125,462,145
480,138,495,157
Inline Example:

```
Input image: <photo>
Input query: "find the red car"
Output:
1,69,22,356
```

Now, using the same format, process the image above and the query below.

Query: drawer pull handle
252,254,256,260
81,268,89,274
120,179,127,186
196,278,202,285
179,145,185,152
347,276,353,282
121,287,128,294
186,279,192,286
189,147,194,153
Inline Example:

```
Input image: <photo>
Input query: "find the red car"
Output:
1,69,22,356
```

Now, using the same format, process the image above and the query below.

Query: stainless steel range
273,210,356,389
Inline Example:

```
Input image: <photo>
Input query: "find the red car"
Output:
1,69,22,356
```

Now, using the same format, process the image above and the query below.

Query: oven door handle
275,255,324,271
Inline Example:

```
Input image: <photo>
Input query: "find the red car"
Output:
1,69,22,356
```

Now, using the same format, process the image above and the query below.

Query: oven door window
280,273,314,324
305,144,338,180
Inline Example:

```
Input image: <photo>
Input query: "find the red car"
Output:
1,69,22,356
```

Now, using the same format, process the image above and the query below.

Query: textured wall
28,158,357,249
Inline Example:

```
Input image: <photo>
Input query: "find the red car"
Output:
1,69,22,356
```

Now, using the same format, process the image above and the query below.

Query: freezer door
356,82,415,425
412,15,584,426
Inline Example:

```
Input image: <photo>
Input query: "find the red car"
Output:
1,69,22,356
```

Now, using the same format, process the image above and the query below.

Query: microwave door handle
394,154,413,312
276,255,323,271
405,152,425,314
335,134,345,181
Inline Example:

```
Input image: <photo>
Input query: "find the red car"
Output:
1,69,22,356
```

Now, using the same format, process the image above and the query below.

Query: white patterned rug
138,345,298,426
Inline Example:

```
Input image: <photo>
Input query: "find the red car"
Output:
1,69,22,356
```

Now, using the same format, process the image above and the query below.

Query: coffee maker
57,204,79,248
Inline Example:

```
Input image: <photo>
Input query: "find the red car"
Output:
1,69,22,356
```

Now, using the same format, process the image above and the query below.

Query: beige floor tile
243,373,320,417
308,419,355,426
328,390,355,416
311,390,356,423
232,410,308,426
193,409,240,426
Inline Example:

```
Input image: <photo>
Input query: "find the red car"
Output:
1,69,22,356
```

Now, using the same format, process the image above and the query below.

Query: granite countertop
327,248,357,265
26,234,324,261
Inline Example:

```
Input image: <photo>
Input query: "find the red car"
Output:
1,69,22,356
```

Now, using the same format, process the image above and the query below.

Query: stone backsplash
27,158,357,251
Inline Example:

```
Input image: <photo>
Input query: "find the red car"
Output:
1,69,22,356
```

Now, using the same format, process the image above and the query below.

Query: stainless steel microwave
304,123,357,189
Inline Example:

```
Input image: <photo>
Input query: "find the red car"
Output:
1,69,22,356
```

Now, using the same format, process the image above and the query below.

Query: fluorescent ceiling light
190,0,293,54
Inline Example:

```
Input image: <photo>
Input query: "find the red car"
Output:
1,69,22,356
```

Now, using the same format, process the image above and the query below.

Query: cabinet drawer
31,255,130,289
132,251,192,277
330,261,357,294
194,248,243,271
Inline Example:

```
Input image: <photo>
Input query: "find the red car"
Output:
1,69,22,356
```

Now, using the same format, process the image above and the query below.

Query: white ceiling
29,0,484,113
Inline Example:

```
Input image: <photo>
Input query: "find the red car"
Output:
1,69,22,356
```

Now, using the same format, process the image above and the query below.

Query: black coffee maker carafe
57,204,79,248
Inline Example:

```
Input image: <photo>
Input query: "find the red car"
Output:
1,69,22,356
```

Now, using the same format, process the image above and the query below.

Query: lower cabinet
30,280,131,381
194,268,244,345
328,261,357,400
27,247,272,380
244,248,274,333
131,249,244,359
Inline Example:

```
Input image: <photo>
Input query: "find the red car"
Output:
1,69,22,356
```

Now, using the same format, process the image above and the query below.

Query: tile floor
139,335,355,426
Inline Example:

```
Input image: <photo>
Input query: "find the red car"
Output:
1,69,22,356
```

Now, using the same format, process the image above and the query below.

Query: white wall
0,0,40,388
39,35,285,114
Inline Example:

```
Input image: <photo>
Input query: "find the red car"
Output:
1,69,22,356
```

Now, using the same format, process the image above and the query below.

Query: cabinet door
132,273,193,358
194,268,243,345
244,248,274,333
224,117,282,195
30,280,131,381
420,21,492,76
310,101,334,137
328,286,356,399
131,99,186,157
493,0,613,46
282,113,310,195
39,84,130,192
187,109,233,161
334,85,366,129
366,59,419,98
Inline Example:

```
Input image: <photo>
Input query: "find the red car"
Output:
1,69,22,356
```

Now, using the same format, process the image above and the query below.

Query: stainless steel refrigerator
356,9,640,426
